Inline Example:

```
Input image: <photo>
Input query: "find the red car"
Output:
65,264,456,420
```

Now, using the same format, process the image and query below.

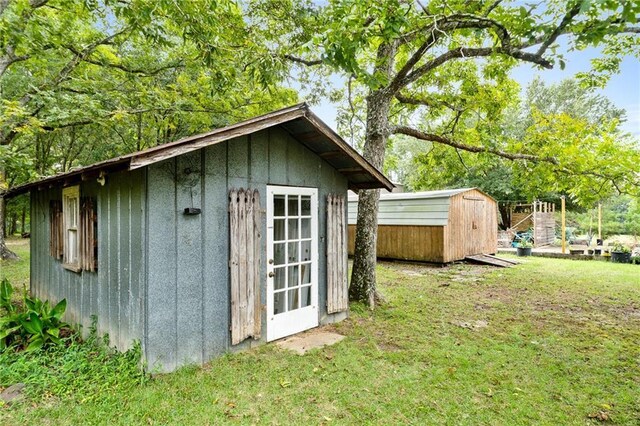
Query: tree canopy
270,0,640,305
0,0,297,258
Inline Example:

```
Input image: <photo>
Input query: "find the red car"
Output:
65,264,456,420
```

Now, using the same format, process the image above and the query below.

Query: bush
0,279,68,352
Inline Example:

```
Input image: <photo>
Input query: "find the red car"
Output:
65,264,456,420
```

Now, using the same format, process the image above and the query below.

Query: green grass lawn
1,240,639,425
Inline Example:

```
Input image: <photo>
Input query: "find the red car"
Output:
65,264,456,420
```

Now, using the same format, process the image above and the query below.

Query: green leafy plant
611,242,631,253
0,278,68,352
518,240,533,249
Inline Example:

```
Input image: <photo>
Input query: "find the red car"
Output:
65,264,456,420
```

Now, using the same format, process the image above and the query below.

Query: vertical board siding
202,142,229,359
326,194,348,314
176,151,205,366
144,127,348,371
228,188,262,345
348,225,445,263
30,170,146,351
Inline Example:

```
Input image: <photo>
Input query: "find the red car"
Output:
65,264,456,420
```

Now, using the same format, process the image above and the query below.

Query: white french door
266,186,319,341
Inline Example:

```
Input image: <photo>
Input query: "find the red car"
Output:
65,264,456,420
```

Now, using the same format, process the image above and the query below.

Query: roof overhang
4,103,393,198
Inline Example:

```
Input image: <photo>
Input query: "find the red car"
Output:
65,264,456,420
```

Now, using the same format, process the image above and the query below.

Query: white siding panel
348,196,451,226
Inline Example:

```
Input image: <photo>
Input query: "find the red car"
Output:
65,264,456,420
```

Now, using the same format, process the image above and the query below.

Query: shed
347,188,498,263
4,104,392,372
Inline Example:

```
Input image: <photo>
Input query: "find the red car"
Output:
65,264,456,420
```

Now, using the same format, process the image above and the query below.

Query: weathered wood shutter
49,200,63,259
229,188,262,345
80,197,98,272
326,193,348,313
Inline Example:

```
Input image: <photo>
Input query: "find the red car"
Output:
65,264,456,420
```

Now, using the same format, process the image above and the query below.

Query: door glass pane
288,195,299,216
288,265,299,288
301,196,311,216
274,243,286,265
287,242,298,263
301,240,311,261
288,219,298,240
301,262,311,284
274,291,286,315
274,267,286,290
301,218,311,238
274,195,285,217
287,288,299,311
274,219,285,241
300,285,311,307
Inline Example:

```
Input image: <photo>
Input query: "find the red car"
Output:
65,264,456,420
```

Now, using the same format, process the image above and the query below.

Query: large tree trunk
349,41,397,308
349,89,392,307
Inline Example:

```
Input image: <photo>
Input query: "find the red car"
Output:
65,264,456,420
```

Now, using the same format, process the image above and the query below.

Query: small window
62,186,80,271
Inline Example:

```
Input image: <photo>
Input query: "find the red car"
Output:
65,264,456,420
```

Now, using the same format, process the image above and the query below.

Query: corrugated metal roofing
348,188,494,226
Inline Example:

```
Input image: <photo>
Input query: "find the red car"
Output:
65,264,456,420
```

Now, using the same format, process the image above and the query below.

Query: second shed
348,188,498,263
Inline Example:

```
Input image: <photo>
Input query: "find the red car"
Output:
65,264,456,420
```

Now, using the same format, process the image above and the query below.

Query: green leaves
0,279,69,352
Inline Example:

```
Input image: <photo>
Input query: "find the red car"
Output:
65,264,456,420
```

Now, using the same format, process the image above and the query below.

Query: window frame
62,185,81,272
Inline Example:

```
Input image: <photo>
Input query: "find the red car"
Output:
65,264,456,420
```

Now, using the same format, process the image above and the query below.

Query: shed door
464,197,486,255
266,186,319,341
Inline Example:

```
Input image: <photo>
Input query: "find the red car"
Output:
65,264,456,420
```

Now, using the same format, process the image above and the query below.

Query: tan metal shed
348,188,498,263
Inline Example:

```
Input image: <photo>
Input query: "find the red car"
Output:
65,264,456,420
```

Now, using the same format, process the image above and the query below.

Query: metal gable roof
4,103,393,198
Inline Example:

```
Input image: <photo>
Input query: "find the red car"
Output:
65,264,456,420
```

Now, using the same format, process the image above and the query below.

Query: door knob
268,271,275,277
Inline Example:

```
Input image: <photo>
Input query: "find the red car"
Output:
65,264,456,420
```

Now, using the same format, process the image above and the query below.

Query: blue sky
306,49,640,136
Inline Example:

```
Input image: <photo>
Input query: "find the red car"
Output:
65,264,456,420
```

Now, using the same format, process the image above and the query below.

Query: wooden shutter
80,197,98,272
229,188,262,345
49,200,63,259
327,193,348,313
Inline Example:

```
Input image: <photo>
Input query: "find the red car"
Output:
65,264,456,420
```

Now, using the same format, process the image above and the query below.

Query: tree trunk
0,196,18,260
349,41,397,308
21,205,25,235
349,89,393,307
0,165,18,260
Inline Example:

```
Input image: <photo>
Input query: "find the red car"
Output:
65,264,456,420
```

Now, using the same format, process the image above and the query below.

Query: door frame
266,185,319,341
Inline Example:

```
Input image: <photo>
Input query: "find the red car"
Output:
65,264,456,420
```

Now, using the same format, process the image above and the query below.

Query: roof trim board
4,103,393,198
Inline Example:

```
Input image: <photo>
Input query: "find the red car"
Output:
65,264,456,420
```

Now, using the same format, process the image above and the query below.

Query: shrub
0,279,68,352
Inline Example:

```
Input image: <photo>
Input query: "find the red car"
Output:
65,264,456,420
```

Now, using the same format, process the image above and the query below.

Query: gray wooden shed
6,104,392,372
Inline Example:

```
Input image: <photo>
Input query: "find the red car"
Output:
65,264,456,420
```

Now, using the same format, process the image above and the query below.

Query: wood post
598,202,602,241
532,200,537,246
561,196,566,254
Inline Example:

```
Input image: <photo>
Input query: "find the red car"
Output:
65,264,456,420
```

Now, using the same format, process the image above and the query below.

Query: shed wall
145,127,348,372
30,170,146,350
445,189,498,261
348,197,450,226
347,225,445,262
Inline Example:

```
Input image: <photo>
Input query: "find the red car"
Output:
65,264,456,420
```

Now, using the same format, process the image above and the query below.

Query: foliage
0,279,68,352
0,323,147,407
567,195,640,238
517,240,533,249
401,78,639,206
611,242,631,254
3,257,639,424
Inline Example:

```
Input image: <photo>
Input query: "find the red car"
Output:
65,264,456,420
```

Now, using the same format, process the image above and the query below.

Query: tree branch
392,125,559,164
395,93,463,112
65,45,184,75
399,46,551,89
391,14,512,92
283,54,323,66
535,1,582,57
